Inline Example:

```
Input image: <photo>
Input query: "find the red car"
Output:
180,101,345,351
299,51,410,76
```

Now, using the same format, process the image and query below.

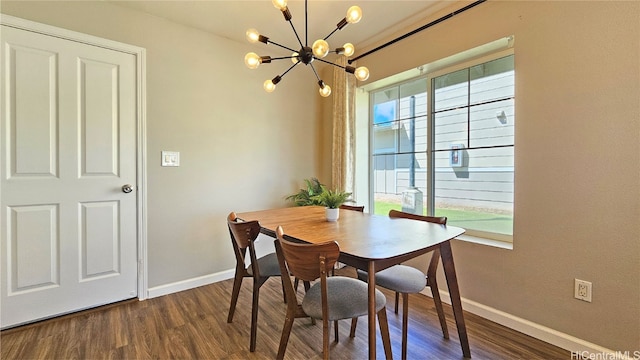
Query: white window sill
455,234,513,250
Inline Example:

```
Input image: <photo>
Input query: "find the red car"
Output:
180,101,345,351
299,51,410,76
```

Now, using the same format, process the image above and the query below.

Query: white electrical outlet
574,279,592,302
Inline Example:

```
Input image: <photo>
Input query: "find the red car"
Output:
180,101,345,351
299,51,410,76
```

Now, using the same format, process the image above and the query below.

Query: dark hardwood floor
1,267,570,359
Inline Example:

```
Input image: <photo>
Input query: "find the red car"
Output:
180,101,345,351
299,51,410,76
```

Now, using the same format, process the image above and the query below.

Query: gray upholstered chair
352,209,449,360
273,225,392,360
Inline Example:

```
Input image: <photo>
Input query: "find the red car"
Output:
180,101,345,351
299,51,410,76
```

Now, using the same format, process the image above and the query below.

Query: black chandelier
244,0,370,97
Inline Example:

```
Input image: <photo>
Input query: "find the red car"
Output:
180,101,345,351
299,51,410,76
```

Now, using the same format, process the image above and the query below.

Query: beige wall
0,1,327,287
353,0,640,352
2,0,639,353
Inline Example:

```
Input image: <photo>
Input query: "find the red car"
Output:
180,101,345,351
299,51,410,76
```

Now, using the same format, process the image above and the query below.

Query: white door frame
0,14,148,300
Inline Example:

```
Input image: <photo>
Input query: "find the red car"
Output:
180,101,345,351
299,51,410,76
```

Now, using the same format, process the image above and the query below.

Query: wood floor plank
1,269,571,360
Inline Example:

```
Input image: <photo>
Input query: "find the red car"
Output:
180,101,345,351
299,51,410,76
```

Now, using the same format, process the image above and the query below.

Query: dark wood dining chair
352,209,449,360
339,204,365,212
226,212,283,352
273,226,392,360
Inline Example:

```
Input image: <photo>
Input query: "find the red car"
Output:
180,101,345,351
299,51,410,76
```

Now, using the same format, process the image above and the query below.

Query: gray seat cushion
357,265,426,294
302,276,386,321
246,252,281,277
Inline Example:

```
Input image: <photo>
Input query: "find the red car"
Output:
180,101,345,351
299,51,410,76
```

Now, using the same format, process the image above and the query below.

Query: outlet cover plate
161,151,180,167
574,279,592,302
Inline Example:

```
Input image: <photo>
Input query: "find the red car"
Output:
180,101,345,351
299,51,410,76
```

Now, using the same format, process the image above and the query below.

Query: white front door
1,25,138,328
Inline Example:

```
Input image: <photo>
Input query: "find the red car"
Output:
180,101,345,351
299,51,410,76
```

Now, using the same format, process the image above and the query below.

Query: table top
237,206,465,268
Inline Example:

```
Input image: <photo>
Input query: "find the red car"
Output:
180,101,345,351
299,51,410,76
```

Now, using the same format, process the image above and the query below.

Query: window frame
368,48,515,243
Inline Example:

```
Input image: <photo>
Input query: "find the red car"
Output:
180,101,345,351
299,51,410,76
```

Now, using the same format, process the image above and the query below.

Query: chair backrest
227,212,262,275
274,226,339,282
388,209,447,225
227,212,262,250
339,204,365,212
388,209,446,276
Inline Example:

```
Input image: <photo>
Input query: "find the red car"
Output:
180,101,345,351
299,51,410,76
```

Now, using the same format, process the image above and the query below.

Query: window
370,52,515,241
372,79,428,212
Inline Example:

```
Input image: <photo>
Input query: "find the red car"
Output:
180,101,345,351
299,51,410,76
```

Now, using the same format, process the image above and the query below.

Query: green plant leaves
285,177,325,206
285,178,351,208
311,186,352,209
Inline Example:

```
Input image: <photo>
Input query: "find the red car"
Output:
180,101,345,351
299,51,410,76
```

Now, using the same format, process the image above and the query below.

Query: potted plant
312,186,353,222
285,177,325,206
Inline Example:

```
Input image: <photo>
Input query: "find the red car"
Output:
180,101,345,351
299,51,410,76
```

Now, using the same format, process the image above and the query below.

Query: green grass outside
373,201,513,235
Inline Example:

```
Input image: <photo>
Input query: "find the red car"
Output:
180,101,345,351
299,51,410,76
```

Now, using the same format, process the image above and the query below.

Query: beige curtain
331,56,356,194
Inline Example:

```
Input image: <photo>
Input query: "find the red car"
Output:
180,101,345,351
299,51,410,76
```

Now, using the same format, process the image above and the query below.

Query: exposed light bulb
354,66,369,81
246,29,260,43
264,79,276,92
319,84,332,97
244,52,261,69
312,39,330,58
342,43,355,57
346,6,362,24
291,52,299,64
272,0,287,11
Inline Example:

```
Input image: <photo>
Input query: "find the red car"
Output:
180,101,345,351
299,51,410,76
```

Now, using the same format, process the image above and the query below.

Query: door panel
80,201,119,279
9,204,58,292
1,25,138,328
9,44,58,178
80,58,119,177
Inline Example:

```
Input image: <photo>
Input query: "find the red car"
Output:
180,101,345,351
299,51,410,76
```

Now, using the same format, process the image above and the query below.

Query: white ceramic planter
325,207,339,222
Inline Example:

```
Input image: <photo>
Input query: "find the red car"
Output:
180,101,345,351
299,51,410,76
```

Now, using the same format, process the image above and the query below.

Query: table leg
440,240,471,358
368,261,376,360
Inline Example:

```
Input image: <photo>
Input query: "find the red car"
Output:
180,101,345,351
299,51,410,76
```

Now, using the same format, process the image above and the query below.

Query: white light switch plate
161,151,180,167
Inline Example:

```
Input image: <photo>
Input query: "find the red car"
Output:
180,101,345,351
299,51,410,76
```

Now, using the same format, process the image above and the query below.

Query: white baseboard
421,288,629,360
147,269,235,299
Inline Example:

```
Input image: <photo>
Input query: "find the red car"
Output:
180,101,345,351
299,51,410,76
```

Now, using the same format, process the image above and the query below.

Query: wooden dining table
237,206,470,359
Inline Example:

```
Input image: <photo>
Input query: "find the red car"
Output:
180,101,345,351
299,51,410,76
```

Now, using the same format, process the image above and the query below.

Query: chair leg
427,248,449,339
428,276,450,339
294,279,313,293
334,320,339,343
349,318,358,338
250,280,260,352
402,293,409,360
303,281,316,325
377,307,393,360
227,272,243,323
394,291,400,314
281,276,287,303
322,317,330,360
276,313,295,360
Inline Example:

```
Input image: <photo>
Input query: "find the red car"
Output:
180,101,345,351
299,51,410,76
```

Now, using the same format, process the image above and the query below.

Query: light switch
161,151,180,167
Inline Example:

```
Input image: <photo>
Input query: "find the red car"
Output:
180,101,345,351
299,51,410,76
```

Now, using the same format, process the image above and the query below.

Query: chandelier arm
308,63,322,82
278,61,300,79
267,40,298,54
288,21,304,48
309,64,320,81
322,27,340,41
313,57,347,70
269,56,298,61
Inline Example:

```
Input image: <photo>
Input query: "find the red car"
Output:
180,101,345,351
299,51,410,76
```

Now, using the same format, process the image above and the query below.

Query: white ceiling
109,0,455,55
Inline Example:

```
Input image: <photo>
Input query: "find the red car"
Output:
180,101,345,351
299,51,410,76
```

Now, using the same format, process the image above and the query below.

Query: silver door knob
122,184,134,193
